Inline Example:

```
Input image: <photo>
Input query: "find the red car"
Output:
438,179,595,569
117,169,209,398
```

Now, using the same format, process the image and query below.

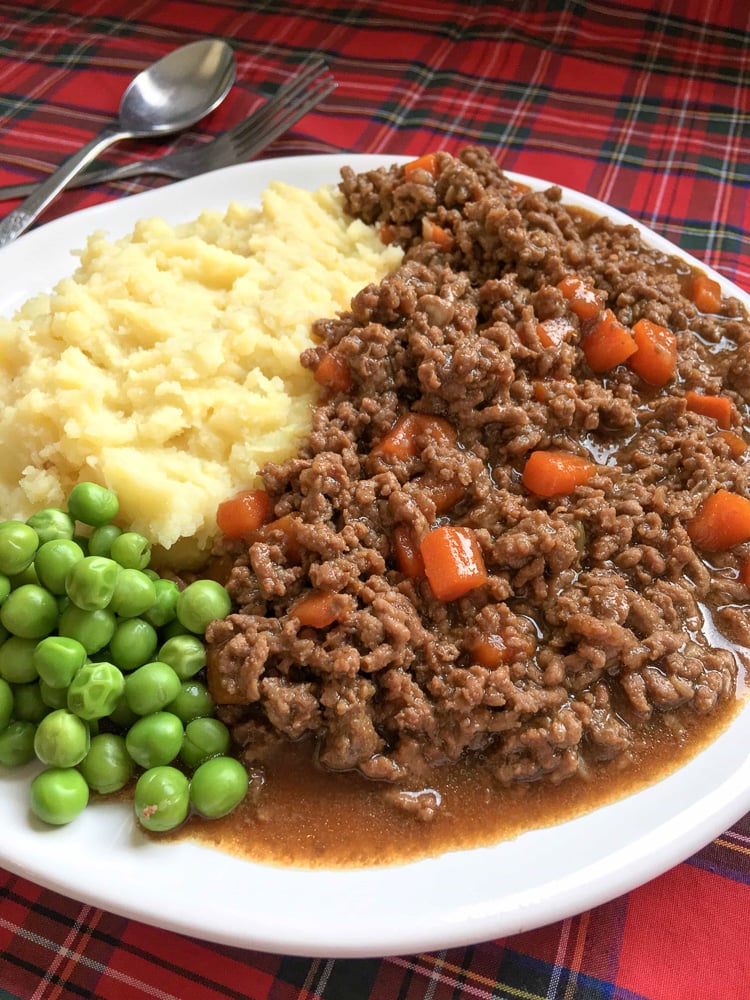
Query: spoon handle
0,124,130,248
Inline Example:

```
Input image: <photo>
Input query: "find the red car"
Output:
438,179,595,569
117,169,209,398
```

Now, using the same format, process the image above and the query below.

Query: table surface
0,2,749,998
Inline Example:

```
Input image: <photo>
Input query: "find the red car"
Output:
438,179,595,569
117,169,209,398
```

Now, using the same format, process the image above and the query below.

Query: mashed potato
0,182,402,564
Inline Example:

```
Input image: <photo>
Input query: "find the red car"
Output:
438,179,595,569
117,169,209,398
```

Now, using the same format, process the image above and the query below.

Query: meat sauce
181,693,743,868
190,149,750,867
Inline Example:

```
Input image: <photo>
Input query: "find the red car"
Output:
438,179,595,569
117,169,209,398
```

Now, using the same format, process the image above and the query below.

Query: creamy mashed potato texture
0,182,402,563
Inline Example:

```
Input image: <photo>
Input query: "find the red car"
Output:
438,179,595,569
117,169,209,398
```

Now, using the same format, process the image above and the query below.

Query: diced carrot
422,477,465,514
533,381,548,403
420,526,488,602
403,153,438,178
686,490,750,550
692,273,722,313
314,351,352,393
392,524,425,578
580,309,637,373
522,450,597,498
537,317,574,349
628,318,677,386
421,217,454,248
289,590,350,628
713,430,747,458
685,390,733,429
379,223,396,244
557,275,601,320
206,645,248,705
467,633,511,668
216,489,272,539
372,412,457,460
740,556,750,588
259,513,303,563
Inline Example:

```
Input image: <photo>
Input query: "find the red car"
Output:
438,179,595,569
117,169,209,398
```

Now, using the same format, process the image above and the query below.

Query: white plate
1,155,749,959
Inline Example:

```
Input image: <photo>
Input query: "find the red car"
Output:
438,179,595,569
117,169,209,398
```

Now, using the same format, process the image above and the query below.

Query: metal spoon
0,38,235,248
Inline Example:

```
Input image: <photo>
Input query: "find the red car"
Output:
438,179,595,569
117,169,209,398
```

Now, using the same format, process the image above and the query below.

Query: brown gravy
178,692,744,869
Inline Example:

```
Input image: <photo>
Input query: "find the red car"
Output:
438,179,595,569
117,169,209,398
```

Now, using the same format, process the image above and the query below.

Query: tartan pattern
0,0,749,997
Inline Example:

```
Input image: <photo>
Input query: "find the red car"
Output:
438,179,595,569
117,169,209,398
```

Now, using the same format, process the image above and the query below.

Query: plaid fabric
0,1,749,997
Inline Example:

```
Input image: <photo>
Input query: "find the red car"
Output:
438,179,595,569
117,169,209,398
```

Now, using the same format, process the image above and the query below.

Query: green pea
33,708,90,767
67,661,125,721
180,717,230,770
30,767,89,825
11,682,49,724
67,483,119,528
108,569,156,618
159,618,191,640
108,618,157,672
79,733,134,794
125,711,183,769
34,538,85,595
33,635,87,689
0,584,57,639
108,692,138,730
176,580,231,634
39,680,69,710
0,575,9,604
72,533,90,556
26,508,75,544
167,680,213,724
0,635,39,684
157,633,206,680
110,532,151,571
124,661,181,716
189,756,248,818
0,521,38,576
0,676,13,731
0,719,36,766
87,523,122,558
9,563,39,587
143,578,179,628
58,605,116,654
65,556,120,611
134,765,189,832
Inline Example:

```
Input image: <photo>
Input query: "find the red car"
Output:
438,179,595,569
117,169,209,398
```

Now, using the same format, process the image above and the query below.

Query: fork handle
0,155,179,202
0,124,129,247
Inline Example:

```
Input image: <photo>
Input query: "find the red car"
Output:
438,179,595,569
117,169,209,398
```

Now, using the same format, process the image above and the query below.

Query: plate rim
0,152,749,958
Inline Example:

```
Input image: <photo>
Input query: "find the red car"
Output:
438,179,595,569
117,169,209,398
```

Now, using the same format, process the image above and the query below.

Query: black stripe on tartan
387,945,633,1000
0,955,93,1000
275,955,383,997
2,877,264,1000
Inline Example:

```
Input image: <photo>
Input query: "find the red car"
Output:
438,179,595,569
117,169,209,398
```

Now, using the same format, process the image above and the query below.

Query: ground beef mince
206,147,750,818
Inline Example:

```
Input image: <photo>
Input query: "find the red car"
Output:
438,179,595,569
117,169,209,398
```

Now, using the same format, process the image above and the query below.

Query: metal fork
0,57,335,200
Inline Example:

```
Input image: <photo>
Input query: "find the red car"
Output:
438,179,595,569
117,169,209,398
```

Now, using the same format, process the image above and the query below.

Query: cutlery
0,58,335,199
0,38,236,248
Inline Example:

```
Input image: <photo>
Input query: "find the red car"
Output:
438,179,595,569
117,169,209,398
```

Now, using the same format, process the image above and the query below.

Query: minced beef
206,147,750,818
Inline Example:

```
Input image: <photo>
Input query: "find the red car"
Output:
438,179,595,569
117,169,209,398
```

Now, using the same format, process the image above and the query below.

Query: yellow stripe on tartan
413,951,549,1000
714,837,750,856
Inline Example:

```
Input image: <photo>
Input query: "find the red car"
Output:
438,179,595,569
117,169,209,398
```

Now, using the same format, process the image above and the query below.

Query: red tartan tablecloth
1,2,749,997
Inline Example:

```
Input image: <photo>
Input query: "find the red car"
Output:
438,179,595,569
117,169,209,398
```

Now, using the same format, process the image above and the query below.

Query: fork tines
230,56,336,160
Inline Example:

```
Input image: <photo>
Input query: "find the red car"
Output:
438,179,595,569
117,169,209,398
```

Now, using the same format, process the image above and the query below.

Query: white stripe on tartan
389,952,548,1000
546,916,571,1000
0,913,182,1000
29,903,98,1000
597,0,677,209
703,5,750,270
647,1,715,229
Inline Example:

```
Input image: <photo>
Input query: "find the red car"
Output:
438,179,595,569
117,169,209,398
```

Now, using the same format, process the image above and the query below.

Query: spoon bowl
0,38,235,247
120,39,236,134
